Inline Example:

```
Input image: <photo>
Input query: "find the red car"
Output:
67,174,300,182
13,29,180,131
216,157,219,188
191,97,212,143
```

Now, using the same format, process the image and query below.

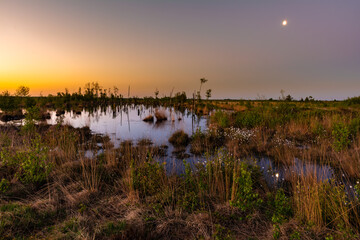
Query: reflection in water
47,105,207,149
257,157,334,187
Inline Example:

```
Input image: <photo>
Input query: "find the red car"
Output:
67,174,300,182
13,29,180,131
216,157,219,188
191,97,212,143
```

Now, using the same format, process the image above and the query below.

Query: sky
0,0,359,100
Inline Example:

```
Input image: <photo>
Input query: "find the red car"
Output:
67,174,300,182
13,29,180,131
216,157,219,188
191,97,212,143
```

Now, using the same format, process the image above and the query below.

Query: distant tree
92,82,101,97
1,90,10,97
206,89,212,100
305,96,314,102
174,91,187,103
113,86,119,98
199,78,208,94
285,94,293,101
0,90,19,112
154,88,159,99
15,86,30,97
197,78,208,101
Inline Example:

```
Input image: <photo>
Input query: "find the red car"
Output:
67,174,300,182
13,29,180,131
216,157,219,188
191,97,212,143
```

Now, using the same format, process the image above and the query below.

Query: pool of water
1,105,349,189
47,105,207,147
45,105,208,166
257,157,334,186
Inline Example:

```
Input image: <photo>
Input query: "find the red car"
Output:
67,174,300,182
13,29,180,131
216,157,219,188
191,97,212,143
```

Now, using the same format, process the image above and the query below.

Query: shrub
178,160,203,212
0,178,9,193
131,155,166,197
234,111,262,128
349,118,360,138
230,162,263,212
332,122,350,151
1,136,52,185
17,136,51,184
21,105,41,134
267,188,293,224
212,111,230,128
346,96,360,106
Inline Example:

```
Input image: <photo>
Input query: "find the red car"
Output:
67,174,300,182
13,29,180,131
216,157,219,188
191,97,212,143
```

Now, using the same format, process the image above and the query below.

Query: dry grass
2,101,360,239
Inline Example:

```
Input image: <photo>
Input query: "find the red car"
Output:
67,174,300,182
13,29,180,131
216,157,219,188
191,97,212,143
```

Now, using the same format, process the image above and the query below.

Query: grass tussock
168,130,190,147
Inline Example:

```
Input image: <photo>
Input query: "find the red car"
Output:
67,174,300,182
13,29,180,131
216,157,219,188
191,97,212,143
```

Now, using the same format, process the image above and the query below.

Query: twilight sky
0,0,359,99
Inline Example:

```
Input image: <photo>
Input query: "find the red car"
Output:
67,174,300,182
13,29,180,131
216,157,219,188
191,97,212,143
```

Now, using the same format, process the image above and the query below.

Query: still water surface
46,105,207,148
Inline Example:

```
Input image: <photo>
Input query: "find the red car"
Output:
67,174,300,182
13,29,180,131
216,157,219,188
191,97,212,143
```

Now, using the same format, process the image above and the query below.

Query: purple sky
0,0,359,99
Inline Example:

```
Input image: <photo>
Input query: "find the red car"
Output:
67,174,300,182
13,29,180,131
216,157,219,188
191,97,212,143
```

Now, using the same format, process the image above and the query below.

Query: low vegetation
1,85,360,239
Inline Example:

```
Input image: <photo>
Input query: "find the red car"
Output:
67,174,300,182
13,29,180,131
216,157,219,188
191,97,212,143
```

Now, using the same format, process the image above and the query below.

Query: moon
282,19,288,26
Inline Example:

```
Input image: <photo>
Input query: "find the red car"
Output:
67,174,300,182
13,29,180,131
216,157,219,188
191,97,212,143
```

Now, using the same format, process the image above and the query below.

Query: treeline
0,82,189,114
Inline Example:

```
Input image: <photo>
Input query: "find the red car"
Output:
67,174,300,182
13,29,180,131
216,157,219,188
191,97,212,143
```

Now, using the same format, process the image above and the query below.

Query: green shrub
178,160,203,212
267,188,293,239
234,111,262,128
1,136,52,185
349,118,360,138
21,105,41,134
332,122,350,151
16,136,51,184
212,111,230,128
132,155,166,197
268,188,293,224
345,96,360,106
0,178,9,193
212,224,232,240
230,162,262,212
312,122,326,137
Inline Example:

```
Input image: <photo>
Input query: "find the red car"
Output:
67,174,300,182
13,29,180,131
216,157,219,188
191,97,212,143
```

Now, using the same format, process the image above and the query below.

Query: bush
234,111,262,128
345,96,360,106
21,105,41,134
268,188,293,224
230,162,263,212
212,111,230,128
131,155,166,197
0,178,9,193
349,118,360,138
1,136,52,185
332,122,350,151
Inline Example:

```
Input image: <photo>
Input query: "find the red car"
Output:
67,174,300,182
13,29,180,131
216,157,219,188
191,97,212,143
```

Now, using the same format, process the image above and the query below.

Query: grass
168,130,190,147
1,94,360,238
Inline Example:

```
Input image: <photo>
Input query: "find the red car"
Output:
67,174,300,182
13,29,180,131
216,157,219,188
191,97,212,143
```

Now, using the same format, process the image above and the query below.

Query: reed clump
168,130,190,147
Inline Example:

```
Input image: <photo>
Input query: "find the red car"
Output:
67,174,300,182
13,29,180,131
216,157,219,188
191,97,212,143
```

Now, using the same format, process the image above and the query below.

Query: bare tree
15,86,30,97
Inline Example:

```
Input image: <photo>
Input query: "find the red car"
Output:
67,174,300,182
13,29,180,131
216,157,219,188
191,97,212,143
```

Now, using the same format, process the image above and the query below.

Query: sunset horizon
1,0,359,100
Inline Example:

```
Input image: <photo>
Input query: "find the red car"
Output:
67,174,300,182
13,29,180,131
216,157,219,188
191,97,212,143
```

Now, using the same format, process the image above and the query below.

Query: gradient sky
0,0,359,99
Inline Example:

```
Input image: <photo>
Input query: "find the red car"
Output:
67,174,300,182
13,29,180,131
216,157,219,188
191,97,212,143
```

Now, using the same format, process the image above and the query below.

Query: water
46,105,208,170
47,105,207,147
257,157,334,187
1,104,348,188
